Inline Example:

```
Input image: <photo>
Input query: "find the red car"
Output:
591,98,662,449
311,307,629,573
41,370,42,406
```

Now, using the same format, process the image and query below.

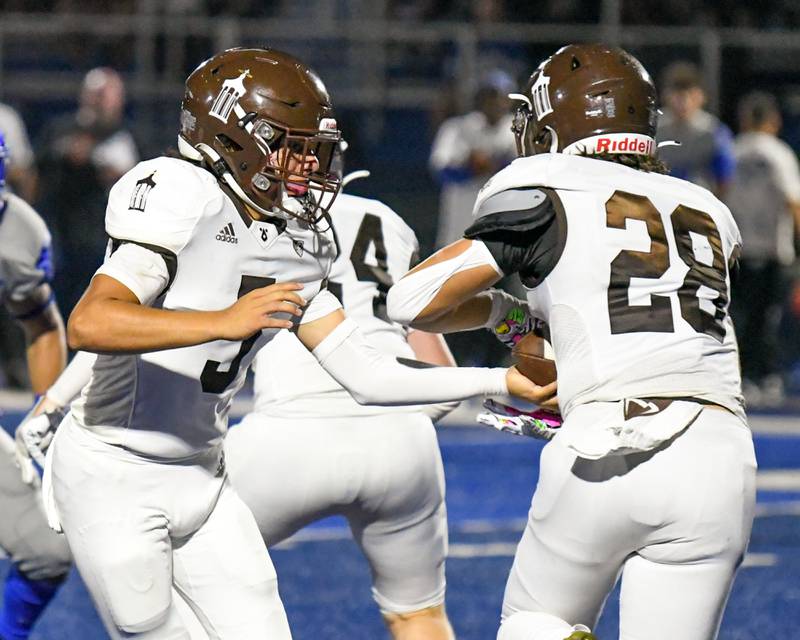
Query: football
511,333,557,386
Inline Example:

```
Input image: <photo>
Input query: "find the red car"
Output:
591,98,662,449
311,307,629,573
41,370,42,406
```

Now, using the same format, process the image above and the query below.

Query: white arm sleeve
312,317,507,405
299,288,343,324
95,243,170,305
386,240,503,326
45,351,97,407
419,400,460,422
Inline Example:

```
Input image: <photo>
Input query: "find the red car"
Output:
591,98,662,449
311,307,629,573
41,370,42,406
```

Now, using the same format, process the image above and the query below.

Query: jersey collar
217,180,286,250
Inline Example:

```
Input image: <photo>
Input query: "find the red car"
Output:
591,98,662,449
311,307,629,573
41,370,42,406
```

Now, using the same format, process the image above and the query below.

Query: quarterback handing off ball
512,333,557,386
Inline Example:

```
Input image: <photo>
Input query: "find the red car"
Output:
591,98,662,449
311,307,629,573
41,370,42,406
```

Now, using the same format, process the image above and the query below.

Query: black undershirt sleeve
463,187,567,288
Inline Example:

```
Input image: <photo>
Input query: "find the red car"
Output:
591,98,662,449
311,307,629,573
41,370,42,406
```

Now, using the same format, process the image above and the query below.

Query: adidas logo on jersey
216,223,238,244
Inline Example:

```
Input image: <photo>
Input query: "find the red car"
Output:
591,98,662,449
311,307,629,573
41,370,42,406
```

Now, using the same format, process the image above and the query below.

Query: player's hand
505,365,559,411
14,408,65,485
490,304,536,349
219,282,307,340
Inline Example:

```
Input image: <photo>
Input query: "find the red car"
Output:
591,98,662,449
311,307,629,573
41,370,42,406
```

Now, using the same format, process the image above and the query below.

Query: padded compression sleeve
386,240,502,326
46,351,97,407
313,318,508,405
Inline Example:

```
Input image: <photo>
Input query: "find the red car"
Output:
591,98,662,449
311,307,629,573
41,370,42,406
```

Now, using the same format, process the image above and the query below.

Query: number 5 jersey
69,156,340,458
465,152,744,421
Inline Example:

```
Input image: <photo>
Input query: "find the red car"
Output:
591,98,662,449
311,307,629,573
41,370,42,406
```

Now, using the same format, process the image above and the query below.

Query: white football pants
225,410,447,614
49,415,291,639
500,406,756,640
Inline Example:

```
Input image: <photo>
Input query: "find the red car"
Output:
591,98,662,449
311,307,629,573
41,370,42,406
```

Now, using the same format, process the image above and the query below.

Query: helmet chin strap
179,136,277,219
179,136,326,224
545,126,559,153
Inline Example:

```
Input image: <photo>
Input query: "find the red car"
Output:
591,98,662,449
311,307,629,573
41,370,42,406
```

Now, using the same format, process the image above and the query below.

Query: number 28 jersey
70,157,339,458
467,153,744,419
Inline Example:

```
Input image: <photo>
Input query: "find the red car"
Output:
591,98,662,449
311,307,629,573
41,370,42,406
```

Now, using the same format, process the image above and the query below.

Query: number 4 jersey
69,156,339,458
466,153,744,419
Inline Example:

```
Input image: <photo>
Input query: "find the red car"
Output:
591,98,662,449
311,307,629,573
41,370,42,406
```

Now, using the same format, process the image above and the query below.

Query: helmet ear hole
215,134,243,152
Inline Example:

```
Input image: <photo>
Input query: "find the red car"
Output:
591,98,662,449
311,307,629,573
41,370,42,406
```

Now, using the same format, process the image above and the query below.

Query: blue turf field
2,415,799,639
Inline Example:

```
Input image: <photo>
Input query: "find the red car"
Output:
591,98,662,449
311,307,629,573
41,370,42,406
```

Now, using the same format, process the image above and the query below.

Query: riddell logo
596,136,654,155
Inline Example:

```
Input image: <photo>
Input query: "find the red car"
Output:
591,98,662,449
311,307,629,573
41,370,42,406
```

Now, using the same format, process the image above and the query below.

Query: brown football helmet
511,44,658,158
178,47,341,223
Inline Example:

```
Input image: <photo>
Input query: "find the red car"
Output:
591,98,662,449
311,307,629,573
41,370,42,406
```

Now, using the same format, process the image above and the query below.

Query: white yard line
741,553,778,568
448,543,519,558
447,544,779,566
274,500,800,551
756,470,800,491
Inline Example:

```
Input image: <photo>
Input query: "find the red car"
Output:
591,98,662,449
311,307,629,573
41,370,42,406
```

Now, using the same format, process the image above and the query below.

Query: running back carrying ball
512,333,556,386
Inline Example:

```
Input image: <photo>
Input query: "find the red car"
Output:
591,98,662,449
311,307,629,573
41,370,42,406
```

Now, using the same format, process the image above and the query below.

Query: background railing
1,8,799,253
2,13,800,136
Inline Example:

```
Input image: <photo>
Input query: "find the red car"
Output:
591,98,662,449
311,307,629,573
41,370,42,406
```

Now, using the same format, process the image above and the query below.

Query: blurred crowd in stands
0,0,799,28
0,68,139,387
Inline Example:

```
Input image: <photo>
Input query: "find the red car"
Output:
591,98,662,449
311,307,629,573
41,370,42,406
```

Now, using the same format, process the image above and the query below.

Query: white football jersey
253,192,419,418
70,157,339,457
473,153,744,418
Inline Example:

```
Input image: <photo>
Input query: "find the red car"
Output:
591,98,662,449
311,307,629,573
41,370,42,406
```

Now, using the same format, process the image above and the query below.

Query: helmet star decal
530,72,553,120
210,69,250,123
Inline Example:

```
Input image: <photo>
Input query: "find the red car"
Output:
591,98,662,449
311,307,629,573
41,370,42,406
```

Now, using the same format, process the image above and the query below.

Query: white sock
497,611,576,640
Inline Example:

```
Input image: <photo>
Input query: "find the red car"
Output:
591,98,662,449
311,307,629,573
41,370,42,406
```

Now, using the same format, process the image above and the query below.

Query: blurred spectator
428,70,516,367
36,67,138,315
728,91,800,405
0,102,37,201
429,69,516,247
656,62,736,198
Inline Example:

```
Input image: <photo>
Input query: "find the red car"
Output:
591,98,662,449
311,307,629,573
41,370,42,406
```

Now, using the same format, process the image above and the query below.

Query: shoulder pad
473,155,554,214
1,193,50,251
106,157,222,255
465,187,555,238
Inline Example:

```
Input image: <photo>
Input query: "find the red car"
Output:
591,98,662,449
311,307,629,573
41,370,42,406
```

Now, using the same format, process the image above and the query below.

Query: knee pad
498,611,576,640
76,525,172,634
118,607,172,635
373,583,446,618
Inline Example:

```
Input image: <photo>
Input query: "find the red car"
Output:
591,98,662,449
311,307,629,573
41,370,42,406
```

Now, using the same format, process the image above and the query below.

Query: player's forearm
25,323,67,394
407,294,493,333
68,298,225,354
41,350,97,408
407,330,456,367
313,318,507,405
